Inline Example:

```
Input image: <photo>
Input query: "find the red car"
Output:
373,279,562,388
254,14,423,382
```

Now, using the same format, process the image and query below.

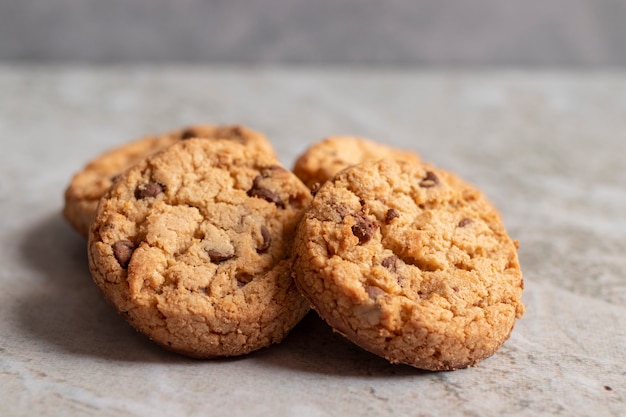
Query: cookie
293,158,525,370
64,124,275,238
87,138,312,357
293,136,420,190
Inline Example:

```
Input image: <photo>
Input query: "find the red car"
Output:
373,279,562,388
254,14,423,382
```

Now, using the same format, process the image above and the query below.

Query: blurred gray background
2,0,626,66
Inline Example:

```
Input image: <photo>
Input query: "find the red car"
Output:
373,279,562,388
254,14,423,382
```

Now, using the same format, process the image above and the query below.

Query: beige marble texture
0,66,624,417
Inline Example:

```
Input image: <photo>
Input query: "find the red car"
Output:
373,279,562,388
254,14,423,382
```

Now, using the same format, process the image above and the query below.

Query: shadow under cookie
14,212,185,363
249,312,423,378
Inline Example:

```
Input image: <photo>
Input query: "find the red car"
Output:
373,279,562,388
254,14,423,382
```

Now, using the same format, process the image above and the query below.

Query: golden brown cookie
293,136,420,190
64,124,275,237
293,158,525,370
88,139,311,357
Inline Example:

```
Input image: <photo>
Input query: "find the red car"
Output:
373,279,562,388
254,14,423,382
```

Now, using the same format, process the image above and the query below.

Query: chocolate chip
265,165,289,174
458,218,473,228
382,255,399,272
331,202,349,219
366,285,385,300
419,171,440,188
257,225,272,253
247,176,284,207
112,240,135,268
180,128,197,140
310,182,321,196
222,125,245,140
603,385,613,391
385,208,400,224
235,272,253,287
206,249,234,263
135,182,164,199
351,213,378,244
231,126,245,137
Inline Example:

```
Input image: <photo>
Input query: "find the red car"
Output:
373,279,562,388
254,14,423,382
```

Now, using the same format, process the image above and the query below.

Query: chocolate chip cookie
64,124,275,237
88,138,311,357
293,136,420,190
293,158,525,370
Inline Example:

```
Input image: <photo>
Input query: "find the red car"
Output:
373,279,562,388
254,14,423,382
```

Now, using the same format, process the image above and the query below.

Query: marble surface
0,66,624,417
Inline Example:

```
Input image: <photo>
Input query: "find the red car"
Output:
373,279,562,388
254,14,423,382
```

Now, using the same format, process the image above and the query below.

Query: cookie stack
64,125,525,371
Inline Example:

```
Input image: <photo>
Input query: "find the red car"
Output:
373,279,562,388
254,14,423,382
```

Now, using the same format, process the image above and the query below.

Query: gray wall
2,0,626,66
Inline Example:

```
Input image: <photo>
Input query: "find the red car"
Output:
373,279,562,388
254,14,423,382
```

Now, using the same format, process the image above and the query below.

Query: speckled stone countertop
1,66,624,417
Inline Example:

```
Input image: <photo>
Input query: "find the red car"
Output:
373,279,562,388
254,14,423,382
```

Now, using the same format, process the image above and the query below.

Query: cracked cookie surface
88,139,311,357
293,136,420,190
293,158,525,370
64,124,275,237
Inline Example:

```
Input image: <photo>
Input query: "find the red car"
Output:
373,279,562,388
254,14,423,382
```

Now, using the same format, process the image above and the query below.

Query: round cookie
64,124,275,238
293,158,525,370
293,136,420,190
88,138,312,357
